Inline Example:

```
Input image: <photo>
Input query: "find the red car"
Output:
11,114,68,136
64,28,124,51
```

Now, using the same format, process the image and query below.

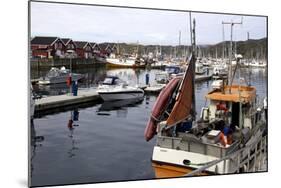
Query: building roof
74,41,89,48
98,43,109,50
90,42,101,50
61,38,72,45
31,36,58,45
206,85,256,103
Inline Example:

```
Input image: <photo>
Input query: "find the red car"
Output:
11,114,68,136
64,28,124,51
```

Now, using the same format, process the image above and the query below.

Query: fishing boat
97,76,144,101
145,52,267,178
106,53,145,68
38,67,83,85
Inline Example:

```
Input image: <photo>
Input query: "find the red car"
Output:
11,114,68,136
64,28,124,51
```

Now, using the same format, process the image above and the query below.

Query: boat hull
106,58,145,68
152,161,209,178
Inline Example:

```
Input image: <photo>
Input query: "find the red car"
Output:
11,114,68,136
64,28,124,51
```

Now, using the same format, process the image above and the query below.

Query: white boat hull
106,58,135,67
152,146,230,174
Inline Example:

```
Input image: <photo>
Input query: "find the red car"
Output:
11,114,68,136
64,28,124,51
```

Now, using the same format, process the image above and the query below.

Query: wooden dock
35,89,101,112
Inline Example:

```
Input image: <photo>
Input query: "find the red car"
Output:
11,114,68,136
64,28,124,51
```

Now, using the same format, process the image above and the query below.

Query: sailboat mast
222,23,225,60
190,13,196,119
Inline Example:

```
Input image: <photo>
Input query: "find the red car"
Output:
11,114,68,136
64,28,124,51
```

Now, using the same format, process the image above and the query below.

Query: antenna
179,30,181,58
189,12,193,50
222,19,243,92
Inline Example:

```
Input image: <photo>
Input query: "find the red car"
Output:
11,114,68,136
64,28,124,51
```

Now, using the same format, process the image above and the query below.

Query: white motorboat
195,62,206,75
155,72,170,84
249,60,267,68
97,76,144,101
38,67,83,85
213,63,228,79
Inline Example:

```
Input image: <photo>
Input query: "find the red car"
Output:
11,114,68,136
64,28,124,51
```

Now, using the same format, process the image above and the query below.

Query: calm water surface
31,66,267,186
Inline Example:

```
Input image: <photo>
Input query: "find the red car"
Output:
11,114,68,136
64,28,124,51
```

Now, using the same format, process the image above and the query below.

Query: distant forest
103,37,267,60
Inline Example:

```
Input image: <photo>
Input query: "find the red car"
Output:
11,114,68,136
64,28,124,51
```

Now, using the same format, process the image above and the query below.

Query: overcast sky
30,1,267,45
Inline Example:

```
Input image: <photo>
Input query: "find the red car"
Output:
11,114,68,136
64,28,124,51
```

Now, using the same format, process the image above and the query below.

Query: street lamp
66,49,75,73
66,50,75,95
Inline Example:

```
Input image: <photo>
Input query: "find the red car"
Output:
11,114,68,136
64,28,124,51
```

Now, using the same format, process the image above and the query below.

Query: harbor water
31,66,267,186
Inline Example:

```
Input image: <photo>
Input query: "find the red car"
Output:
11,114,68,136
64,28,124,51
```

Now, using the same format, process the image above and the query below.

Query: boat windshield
103,78,114,85
102,77,122,85
165,66,180,74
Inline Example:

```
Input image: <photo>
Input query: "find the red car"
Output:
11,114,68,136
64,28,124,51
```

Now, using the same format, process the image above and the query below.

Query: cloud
30,2,267,45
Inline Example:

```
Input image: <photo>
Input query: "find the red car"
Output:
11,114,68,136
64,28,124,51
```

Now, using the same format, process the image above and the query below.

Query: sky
30,1,267,45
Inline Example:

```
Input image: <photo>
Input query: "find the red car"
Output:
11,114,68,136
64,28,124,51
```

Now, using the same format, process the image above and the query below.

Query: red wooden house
31,36,65,58
99,43,117,57
74,41,93,59
61,38,77,57
90,42,101,56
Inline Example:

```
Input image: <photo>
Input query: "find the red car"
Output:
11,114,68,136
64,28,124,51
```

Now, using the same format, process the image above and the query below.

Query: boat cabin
203,85,257,130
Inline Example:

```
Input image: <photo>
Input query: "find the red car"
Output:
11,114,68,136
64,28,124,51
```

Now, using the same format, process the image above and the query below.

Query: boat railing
183,134,267,176
157,133,240,159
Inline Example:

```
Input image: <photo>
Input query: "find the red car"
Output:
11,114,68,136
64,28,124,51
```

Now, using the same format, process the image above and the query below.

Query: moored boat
106,54,145,68
145,52,267,178
97,76,144,101
38,67,83,85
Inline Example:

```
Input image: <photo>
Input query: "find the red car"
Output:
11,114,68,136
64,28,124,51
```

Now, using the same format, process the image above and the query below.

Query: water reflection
30,66,266,186
67,109,79,158
97,98,143,117
30,120,44,178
